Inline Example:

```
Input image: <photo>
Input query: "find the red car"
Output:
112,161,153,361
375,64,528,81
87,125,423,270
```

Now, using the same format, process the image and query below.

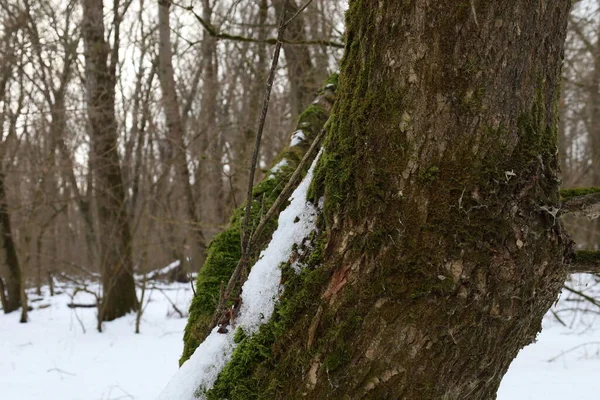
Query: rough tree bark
204,1,575,399
81,0,137,322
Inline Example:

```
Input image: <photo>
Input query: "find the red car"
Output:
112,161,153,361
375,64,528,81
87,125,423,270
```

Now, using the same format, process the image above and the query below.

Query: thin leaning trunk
199,0,225,229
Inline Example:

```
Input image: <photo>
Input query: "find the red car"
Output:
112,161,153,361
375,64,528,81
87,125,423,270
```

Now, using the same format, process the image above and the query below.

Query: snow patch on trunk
267,159,288,179
290,130,306,147
157,153,321,400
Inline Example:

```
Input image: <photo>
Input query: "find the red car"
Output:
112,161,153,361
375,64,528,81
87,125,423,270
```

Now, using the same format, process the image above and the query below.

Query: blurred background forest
0,0,599,323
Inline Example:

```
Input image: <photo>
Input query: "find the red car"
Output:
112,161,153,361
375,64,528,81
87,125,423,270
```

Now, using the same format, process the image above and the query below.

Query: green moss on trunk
206,235,329,399
560,187,600,201
198,1,572,398
179,77,337,365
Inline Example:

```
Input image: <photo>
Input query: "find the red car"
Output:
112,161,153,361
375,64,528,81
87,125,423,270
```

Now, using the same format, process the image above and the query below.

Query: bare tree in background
81,0,137,323
0,6,26,320
273,0,324,119
0,0,345,324
157,0,207,275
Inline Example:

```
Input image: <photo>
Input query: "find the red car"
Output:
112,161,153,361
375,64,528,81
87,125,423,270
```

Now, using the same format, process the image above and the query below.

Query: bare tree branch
569,250,600,274
560,188,600,219
208,1,290,335
172,1,344,48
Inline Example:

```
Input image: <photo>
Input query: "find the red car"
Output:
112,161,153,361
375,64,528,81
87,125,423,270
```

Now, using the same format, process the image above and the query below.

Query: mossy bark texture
205,1,574,399
179,80,336,365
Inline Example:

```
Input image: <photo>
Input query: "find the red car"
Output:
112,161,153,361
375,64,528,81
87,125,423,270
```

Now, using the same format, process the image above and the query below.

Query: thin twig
550,309,567,327
249,127,326,245
208,2,290,334
284,0,313,27
47,367,77,377
564,285,600,308
152,285,185,318
172,1,344,49
206,126,325,334
189,272,196,297
241,0,289,256
546,341,600,362
71,307,87,334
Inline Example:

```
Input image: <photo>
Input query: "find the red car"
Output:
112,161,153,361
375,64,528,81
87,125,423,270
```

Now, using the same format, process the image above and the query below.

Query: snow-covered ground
0,281,193,400
1,275,599,400
499,273,600,400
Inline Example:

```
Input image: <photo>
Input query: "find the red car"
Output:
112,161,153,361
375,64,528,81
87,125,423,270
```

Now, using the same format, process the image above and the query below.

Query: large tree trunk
81,0,137,322
204,2,574,399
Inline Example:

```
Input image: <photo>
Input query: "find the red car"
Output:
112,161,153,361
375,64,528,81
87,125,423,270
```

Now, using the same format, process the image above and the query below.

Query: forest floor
1,274,599,400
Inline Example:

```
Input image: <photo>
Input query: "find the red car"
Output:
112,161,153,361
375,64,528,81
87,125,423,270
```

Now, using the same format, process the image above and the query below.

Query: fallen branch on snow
560,191,600,219
569,250,600,275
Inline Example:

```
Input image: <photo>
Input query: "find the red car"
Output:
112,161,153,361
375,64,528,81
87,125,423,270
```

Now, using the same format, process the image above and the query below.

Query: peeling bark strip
211,1,573,399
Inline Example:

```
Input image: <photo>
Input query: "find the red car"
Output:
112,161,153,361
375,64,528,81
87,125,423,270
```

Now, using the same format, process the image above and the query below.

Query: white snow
2,239,600,399
156,154,321,399
498,273,600,399
0,280,192,400
135,260,180,280
267,159,288,179
498,316,600,399
4,276,600,400
290,130,306,147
